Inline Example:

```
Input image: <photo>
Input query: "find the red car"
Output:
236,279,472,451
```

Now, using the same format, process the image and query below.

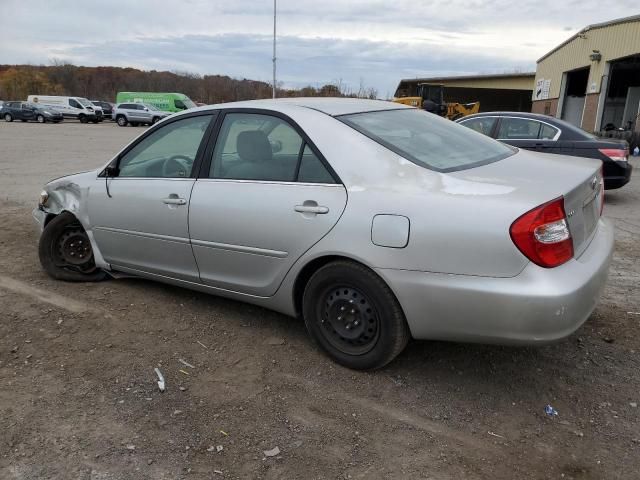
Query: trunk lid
448,148,603,259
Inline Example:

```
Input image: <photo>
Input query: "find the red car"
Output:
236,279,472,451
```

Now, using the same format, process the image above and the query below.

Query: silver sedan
33,98,613,369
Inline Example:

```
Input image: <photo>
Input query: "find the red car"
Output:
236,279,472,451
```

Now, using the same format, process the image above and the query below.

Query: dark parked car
457,112,632,190
1,101,64,123
91,100,114,120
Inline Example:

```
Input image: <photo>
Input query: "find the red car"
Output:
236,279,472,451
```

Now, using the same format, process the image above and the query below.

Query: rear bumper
604,162,632,190
377,218,614,344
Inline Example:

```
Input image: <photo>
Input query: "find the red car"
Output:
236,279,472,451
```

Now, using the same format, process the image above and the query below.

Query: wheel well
43,210,77,228
293,255,376,318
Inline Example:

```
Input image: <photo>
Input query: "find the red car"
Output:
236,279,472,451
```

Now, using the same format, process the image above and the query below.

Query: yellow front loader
393,83,479,120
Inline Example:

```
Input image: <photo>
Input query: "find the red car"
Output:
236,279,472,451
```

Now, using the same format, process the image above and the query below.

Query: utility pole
272,0,277,99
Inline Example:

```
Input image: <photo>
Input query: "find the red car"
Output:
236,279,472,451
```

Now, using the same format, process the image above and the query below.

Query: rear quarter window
339,109,514,172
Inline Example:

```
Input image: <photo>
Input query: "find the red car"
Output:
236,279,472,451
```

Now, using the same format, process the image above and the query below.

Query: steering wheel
162,155,192,178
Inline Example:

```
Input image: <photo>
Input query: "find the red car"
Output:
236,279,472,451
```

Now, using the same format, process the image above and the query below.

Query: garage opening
601,54,640,132
561,67,589,127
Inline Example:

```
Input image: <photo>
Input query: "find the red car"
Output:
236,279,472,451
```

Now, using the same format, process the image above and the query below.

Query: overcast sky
0,0,636,97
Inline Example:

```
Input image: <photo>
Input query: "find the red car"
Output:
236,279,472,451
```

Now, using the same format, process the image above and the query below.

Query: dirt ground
0,122,639,479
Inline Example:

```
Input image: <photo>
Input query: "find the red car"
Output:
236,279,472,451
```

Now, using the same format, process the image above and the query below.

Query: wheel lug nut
354,321,359,326
345,325,351,330
340,306,345,311
337,316,342,321
350,309,356,314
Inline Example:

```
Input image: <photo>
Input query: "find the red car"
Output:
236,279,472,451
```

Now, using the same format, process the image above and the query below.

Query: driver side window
118,114,213,178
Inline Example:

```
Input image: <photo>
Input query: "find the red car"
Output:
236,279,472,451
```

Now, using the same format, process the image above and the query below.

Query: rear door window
210,112,336,183
497,118,542,140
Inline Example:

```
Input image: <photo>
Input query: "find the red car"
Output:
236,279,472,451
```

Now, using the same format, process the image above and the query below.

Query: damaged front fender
36,170,111,270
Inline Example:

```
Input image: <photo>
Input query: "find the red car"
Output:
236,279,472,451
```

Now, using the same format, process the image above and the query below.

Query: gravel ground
0,121,639,479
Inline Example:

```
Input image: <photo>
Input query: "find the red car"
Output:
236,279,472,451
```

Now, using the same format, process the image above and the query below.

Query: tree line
0,64,378,103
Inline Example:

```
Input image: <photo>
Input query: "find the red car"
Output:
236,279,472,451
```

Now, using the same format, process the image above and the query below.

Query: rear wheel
4,113,13,122
152,116,160,124
38,212,106,282
302,260,410,370
37,114,45,123
116,115,128,127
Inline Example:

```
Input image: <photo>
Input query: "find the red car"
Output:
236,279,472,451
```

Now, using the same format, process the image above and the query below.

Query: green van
115,92,197,113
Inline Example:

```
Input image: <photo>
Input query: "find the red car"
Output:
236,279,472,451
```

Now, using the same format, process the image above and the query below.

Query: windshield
182,98,196,109
77,98,93,107
339,109,515,172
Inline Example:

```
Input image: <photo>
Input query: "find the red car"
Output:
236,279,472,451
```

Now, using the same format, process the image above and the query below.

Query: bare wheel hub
321,286,379,355
57,229,93,266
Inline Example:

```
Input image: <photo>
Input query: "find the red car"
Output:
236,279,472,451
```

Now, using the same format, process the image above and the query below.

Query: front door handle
294,204,329,214
162,196,187,205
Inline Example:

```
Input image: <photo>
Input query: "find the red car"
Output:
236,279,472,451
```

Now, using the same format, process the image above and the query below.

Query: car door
21,103,35,121
135,104,151,122
189,110,347,296
87,112,216,281
495,117,561,154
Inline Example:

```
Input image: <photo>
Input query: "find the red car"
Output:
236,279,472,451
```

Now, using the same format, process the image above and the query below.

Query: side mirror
104,165,120,177
144,107,149,111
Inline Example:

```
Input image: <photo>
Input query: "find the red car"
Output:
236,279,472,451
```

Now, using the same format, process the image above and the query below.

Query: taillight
510,197,574,268
599,148,628,162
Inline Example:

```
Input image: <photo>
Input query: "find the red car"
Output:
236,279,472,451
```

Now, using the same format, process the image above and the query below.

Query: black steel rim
53,226,97,273
317,285,380,355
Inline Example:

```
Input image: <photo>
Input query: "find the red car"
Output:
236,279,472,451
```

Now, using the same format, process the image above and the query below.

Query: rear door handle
162,197,187,205
295,205,329,214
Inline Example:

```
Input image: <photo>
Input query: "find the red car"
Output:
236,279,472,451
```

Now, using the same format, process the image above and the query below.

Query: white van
27,96,103,123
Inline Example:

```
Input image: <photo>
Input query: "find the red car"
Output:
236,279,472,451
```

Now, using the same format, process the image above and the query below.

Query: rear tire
38,212,106,282
116,115,128,127
302,260,410,370
152,116,160,124
4,113,13,122
37,114,45,123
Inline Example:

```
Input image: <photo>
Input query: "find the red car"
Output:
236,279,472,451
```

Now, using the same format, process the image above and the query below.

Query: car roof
195,98,413,117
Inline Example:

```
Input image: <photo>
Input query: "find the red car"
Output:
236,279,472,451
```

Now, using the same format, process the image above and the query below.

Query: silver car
113,102,172,127
33,99,613,369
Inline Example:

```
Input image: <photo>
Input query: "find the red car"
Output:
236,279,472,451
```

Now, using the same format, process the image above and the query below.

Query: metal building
395,73,535,112
532,15,640,133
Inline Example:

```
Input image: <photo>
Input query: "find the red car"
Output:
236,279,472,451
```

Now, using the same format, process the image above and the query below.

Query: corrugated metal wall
536,20,640,99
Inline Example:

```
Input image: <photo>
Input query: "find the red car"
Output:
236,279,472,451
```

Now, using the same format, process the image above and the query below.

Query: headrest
237,130,272,163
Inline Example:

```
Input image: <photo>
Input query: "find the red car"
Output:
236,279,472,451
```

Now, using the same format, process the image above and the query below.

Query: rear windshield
339,108,515,172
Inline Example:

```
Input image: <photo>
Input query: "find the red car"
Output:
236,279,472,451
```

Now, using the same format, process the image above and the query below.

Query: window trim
98,111,218,179
197,108,341,185
461,115,562,141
